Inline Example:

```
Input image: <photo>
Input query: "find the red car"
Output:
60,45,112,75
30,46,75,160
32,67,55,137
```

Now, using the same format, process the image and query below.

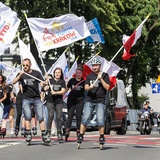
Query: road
0,130,160,160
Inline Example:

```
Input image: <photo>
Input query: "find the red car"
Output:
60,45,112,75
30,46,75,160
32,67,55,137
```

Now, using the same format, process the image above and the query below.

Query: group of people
0,56,110,146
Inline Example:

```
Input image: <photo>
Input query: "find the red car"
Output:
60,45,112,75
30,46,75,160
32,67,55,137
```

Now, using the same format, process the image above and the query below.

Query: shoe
57,131,63,143
77,134,83,144
99,136,105,144
10,128,14,137
0,128,6,138
14,126,19,136
42,130,51,143
21,128,26,137
25,130,32,143
32,127,37,136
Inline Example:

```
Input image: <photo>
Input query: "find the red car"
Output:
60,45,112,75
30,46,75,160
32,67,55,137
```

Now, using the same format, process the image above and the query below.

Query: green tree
117,0,160,108
7,0,160,108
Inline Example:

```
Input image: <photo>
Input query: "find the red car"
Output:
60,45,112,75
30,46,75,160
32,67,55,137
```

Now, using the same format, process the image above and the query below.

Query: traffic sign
152,83,160,93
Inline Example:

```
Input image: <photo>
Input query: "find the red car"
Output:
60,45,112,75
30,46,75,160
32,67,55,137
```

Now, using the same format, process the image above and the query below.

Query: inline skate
25,130,32,146
99,136,105,150
32,127,37,137
77,134,83,149
42,130,52,146
57,131,63,143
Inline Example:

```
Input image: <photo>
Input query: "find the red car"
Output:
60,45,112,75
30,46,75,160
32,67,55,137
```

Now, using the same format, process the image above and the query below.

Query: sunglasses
23,64,29,67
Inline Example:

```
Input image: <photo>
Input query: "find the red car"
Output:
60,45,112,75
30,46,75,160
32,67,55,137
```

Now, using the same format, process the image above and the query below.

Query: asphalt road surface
0,130,160,160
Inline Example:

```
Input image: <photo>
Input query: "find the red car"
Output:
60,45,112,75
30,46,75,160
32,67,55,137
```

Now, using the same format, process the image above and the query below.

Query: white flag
0,61,16,72
18,38,42,74
0,2,21,54
47,52,68,81
27,14,90,51
67,56,78,80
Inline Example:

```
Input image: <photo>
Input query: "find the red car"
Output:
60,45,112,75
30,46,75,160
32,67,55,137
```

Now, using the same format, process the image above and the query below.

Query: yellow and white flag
27,14,90,51
0,2,21,54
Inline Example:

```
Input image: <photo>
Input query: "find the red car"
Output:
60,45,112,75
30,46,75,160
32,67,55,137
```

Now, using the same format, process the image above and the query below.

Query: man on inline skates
12,58,51,145
77,57,110,149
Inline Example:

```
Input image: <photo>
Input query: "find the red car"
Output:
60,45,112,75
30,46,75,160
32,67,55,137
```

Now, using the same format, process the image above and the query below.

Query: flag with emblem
86,18,105,44
0,2,20,54
26,14,90,52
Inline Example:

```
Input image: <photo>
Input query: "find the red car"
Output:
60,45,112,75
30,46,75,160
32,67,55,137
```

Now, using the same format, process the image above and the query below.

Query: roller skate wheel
48,142,52,146
100,144,103,150
26,141,31,146
44,142,52,146
77,143,81,149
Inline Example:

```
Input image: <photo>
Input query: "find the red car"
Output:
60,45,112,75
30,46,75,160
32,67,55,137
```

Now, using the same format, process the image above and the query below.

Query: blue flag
86,18,105,44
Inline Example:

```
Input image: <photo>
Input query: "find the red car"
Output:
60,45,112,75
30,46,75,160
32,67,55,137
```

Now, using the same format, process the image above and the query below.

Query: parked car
70,79,130,134
105,79,130,135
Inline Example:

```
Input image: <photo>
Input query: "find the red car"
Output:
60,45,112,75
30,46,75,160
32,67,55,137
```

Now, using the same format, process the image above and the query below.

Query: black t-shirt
46,78,66,104
3,85,11,105
0,86,4,99
85,72,110,104
19,70,44,99
67,78,85,99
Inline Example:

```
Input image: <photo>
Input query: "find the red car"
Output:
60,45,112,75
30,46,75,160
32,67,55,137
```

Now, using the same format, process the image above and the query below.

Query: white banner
18,38,42,74
47,52,68,81
27,14,90,51
0,2,21,54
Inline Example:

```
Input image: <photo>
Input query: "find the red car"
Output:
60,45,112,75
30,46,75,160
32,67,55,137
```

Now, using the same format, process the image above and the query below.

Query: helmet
91,57,102,65
145,100,150,104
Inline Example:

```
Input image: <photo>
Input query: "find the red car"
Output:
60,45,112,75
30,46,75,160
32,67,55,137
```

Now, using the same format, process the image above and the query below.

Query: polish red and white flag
82,55,121,90
122,13,150,60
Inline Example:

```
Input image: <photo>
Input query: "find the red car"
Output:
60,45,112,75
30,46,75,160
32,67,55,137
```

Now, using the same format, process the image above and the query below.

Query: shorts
22,98,44,121
9,107,15,117
81,102,106,126
3,104,10,119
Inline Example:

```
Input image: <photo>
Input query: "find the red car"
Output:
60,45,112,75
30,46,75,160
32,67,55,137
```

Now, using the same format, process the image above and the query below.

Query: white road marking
0,142,21,149
93,143,127,146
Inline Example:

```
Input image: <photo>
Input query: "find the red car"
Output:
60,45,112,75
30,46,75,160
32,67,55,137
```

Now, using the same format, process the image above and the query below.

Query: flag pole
85,50,101,65
23,11,47,75
1,62,44,83
46,47,69,76
93,46,124,85
17,33,26,72
93,13,151,85
136,13,151,31
124,13,151,49
23,11,55,88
